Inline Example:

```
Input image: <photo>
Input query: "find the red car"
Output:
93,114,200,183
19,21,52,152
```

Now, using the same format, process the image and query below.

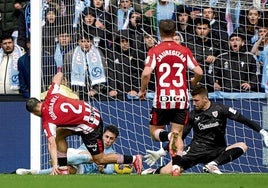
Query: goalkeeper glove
144,148,167,166
260,129,268,147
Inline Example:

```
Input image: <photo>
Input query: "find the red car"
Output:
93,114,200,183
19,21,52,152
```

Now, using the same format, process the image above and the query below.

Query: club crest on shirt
212,111,218,117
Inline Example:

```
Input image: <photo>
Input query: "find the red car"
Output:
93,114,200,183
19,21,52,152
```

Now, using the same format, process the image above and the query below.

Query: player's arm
191,66,203,86
225,105,268,147
138,66,153,100
47,136,60,175
52,72,63,86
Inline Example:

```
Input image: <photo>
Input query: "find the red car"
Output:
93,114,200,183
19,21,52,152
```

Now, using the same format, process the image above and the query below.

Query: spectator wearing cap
213,31,259,92
81,7,110,55
202,6,229,53
107,30,143,100
42,7,61,55
187,17,220,92
172,4,194,45
90,0,113,42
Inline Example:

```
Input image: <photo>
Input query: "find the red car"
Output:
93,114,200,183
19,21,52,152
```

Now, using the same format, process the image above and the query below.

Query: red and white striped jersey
145,41,199,109
41,82,101,138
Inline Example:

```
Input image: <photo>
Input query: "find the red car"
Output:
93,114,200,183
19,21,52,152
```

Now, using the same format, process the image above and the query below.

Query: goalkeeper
16,125,119,175
142,85,268,175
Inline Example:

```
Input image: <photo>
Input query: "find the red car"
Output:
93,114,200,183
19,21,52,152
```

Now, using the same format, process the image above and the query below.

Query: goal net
34,0,268,173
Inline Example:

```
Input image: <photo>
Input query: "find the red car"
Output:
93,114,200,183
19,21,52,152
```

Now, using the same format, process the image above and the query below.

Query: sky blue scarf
117,7,134,30
71,46,106,86
261,44,268,92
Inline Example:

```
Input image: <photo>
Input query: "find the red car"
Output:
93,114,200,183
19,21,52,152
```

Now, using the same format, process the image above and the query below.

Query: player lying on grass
141,85,268,175
25,72,142,175
17,125,125,175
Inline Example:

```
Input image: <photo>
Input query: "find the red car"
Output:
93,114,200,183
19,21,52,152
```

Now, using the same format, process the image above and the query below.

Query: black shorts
179,141,226,170
74,119,104,156
149,108,189,126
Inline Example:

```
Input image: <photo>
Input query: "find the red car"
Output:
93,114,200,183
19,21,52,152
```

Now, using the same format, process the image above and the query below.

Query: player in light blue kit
16,125,119,175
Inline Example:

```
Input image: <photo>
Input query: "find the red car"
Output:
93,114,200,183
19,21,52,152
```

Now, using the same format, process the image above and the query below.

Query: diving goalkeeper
142,85,268,175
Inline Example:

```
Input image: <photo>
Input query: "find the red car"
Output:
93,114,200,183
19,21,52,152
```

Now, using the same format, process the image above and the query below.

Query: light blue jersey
77,144,116,174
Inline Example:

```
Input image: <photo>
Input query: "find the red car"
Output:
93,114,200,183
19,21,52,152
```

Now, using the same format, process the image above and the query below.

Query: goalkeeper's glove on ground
144,147,167,166
260,129,268,147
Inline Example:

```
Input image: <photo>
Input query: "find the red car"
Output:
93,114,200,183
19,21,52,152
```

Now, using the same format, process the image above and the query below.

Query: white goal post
29,0,268,173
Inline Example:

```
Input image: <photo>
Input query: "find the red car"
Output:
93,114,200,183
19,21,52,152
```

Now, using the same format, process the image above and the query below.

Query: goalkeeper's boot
133,155,143,175
141,168,156,175
203,164,222,174
172,165,181,176
169,132,179,157
58,166,70,175
16,168,38,175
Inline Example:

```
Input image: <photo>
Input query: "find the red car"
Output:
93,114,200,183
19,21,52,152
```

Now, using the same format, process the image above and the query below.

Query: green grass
1,173,268,188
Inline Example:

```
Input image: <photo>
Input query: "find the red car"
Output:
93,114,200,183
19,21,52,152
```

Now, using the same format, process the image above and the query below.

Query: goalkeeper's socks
172,154,182,166
215,147,244,165
154,165,165,174
159,131,170,142
67,154,91,165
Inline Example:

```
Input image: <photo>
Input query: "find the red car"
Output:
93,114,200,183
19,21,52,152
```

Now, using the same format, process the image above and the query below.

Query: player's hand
144,148,167,166
138,90,146,100
50,165,60,175
260,129,268,147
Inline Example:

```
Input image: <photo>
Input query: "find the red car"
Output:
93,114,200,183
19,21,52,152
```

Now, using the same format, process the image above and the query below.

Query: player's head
26,97,42,116
103,125,119,148
159,19,176,38
191,85,209,111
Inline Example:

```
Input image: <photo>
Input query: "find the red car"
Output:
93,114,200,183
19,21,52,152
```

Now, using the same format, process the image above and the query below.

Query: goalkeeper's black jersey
184,102,261,148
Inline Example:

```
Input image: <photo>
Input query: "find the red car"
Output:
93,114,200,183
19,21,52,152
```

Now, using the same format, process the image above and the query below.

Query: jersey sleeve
224,104,262,132
186,48,199,70
46,82,61,98
144,49,156,69
42,122,57,138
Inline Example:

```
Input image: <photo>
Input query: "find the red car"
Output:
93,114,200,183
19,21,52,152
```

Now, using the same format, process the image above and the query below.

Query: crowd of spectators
0,0,268,101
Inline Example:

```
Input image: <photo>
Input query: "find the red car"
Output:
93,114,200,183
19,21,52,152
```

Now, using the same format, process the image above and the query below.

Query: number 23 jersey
145,41,199,109
41,82,101,138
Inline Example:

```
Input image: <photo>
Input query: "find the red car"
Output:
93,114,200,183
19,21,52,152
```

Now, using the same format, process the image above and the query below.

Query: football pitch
1,173,268,188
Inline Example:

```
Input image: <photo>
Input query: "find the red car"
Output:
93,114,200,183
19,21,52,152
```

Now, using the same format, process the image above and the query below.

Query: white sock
207,161,217,166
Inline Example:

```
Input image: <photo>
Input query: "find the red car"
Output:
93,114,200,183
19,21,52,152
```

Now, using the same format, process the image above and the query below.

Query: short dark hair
26,98,40,112
191,85,208,97
0,32,13,43
104,125,119,138
159,19,176,37
194,17,210,28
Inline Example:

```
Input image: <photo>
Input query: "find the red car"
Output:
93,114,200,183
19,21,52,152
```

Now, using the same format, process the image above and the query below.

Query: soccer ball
114,164,133,174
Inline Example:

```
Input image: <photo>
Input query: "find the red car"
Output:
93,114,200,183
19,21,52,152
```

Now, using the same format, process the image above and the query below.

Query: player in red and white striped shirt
26,72,142,175
138,19,203,176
